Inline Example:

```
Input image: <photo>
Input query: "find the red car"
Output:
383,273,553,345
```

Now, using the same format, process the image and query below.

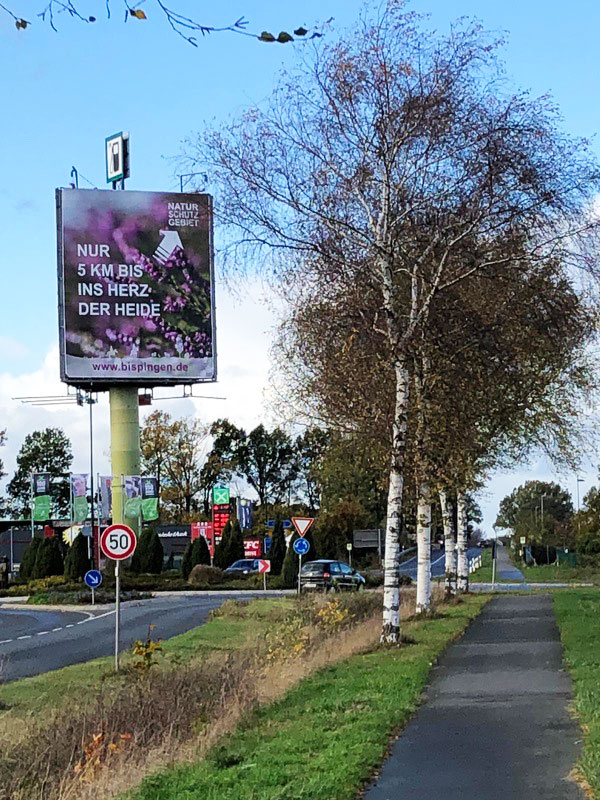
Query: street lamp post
576,477,584,538
541,493,548,564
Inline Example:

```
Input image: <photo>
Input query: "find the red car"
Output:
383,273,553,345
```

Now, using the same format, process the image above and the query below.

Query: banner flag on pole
99,476,112,522
141,476,159,521
32,473,52,521
71,474,89,523
123,475,142,519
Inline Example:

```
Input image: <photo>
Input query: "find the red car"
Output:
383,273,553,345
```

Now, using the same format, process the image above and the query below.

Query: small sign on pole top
212,486,230,505
291,517,314,538
519,536,526,545
105,131,130,184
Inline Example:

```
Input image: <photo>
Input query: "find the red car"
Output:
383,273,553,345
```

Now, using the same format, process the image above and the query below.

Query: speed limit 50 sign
101,524,137,560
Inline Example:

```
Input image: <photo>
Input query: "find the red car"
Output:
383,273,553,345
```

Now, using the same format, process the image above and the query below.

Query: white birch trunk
415,483,432,614
439,490,457,596
456,490,469,593
381,361,409,643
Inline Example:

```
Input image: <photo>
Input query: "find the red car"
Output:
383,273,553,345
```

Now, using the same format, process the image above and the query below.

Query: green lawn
0,598,288,724
468,548,493,582
554,590,600,796
123,595,488,800
518,562,600,583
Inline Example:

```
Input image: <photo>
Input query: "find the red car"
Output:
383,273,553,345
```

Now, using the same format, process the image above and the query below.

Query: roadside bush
32,537,64,579
188,565,225,587
281,533,300,589
18,536,42,580
145,529,164,573
131,529,164,574
268,520,286,575
181,536,211,580
63,533,90,581
27,589,151,605
214,520,245,570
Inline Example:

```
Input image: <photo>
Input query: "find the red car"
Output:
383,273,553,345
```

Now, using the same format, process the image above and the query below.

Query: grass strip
0,599,287,722
519,563,600,584
554,590,600,796
124,594,488,800
468,548,493,582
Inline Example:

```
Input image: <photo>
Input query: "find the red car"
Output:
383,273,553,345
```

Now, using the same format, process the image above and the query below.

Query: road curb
0,601,113,612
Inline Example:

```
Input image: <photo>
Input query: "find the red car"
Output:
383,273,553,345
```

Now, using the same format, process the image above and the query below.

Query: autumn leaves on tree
186,3,600,639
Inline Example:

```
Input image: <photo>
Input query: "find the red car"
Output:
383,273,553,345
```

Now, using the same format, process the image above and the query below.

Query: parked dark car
299,559,366,593
225,559,260,575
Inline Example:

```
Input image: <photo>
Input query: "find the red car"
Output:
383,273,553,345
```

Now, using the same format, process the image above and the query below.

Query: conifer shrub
64,533,91,581
19,536,42,579
32,537,64,579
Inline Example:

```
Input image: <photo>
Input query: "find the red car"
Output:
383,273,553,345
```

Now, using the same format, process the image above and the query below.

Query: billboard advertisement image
56,189,215,386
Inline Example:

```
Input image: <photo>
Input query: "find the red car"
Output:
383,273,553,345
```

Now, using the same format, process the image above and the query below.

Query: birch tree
439,490,457,596
186,2,600,641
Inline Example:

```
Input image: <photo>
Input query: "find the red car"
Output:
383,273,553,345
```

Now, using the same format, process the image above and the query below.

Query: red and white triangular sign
292,517,314,537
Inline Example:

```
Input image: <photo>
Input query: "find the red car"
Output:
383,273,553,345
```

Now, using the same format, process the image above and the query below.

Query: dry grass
1,588,432,800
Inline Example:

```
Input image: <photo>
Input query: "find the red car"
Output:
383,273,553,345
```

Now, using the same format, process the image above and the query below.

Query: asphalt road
0,592,273,682
398,546,482,580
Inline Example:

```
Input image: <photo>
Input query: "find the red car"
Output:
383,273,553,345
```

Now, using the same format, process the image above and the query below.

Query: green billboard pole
109,387,141,535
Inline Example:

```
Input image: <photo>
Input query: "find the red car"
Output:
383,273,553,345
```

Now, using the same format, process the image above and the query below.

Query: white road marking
76,609,115,624
0,608,115,647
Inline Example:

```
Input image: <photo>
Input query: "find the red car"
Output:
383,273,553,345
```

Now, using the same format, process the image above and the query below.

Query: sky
0,0,599,531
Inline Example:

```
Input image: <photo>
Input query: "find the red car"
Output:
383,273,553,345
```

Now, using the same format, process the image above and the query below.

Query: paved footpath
496,543,526,582
365,595,583,799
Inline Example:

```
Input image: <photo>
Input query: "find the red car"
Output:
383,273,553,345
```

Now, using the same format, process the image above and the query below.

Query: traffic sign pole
100,524,137,672
298,553,302,596
115,560,120,671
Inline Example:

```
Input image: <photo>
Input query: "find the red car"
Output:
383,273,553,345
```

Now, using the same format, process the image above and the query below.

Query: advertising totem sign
56,189,216,388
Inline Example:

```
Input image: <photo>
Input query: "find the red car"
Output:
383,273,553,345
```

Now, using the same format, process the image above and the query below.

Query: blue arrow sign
84,570,103,589
293,537,310,556
282,520,292,529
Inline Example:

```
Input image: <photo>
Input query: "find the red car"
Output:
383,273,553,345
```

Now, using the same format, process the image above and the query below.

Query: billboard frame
56,188,217,391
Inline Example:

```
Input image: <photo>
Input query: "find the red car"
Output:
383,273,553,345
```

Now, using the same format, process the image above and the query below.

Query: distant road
398,547,482,581
0,592,277,682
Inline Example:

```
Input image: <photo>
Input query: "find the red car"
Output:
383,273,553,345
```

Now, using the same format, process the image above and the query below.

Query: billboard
56,189,216,387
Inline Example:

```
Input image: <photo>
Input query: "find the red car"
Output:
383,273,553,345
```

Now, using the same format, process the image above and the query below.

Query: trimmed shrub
64,533,90,581
33,537,64,579
131,529,164,574
19,536,42,580
144,530,164,573
214,520,245,570
188,564,225,587
281,533,300,589
268,520,286,575
181,536,211,579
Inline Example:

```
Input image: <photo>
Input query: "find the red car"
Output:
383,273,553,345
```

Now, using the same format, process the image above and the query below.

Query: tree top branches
0,1,328,47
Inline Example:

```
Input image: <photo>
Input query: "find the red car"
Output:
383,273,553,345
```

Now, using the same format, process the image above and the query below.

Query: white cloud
0,281,279,495
1,280,597,532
